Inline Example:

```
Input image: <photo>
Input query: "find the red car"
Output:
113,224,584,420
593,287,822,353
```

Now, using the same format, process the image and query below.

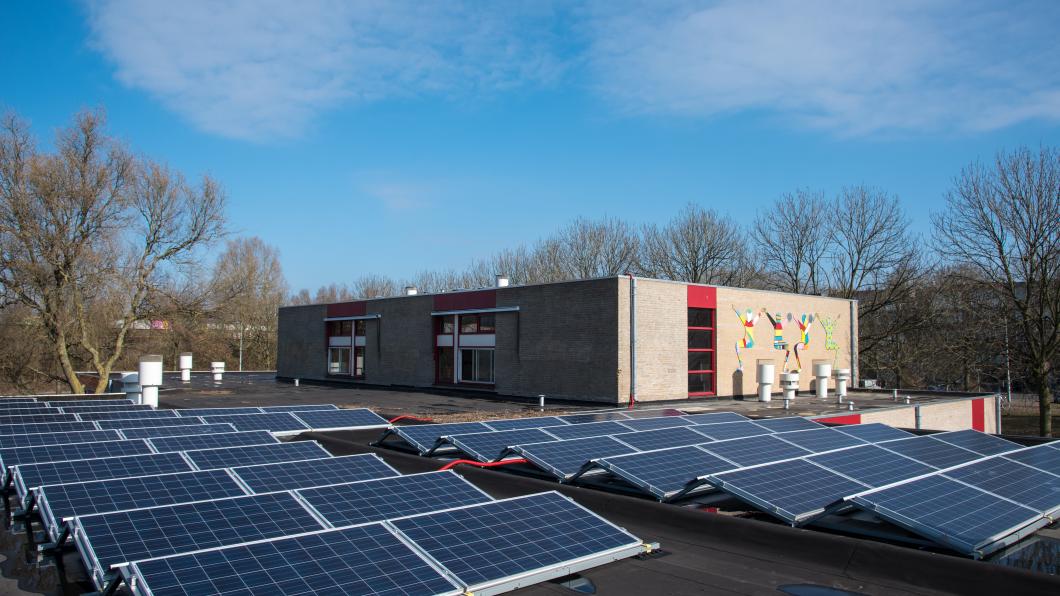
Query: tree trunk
94,363,113,394
55,329,84,394
1039,362,1053,437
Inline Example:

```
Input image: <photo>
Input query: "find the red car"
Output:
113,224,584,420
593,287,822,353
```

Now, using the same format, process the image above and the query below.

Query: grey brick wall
276,304,327,380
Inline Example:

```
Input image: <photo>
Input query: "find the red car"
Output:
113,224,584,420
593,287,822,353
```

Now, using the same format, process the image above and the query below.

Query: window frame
688,307,716,396
327,347,352,376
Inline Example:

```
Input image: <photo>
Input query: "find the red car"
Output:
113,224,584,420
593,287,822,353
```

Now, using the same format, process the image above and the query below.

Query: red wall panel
687,285,717,308
433,290,496,312
326,301,367,318
971,398,985,431
815,414,862,425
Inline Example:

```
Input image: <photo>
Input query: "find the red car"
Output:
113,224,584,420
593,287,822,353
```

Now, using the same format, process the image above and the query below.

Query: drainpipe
627,273,636,410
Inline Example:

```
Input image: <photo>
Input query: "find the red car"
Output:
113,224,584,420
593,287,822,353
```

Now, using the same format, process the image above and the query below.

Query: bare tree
554,216,639,279
211,237,287,370
640,203,751,285
934,146,1060,436
351,274,398,299
754,190,829,294
0,110,225,393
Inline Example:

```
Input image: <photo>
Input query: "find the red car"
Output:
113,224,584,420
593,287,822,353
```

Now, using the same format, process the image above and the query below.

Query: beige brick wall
617,278,686,402
861,407,918,429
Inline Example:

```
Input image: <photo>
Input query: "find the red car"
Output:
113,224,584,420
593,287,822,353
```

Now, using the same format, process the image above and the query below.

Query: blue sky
3,1,1059,291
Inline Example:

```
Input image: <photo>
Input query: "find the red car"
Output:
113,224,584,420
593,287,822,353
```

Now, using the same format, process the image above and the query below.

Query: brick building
276,276,858,404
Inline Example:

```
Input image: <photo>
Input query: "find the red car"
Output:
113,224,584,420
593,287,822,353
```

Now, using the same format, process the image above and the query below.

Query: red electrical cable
388,415,435,424
439,458,528,471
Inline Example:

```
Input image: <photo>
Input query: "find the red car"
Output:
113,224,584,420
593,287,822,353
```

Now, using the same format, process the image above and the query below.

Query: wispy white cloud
581,0,1060,135
86,0,564,141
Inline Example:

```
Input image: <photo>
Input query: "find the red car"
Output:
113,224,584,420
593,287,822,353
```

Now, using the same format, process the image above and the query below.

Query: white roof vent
495,275,510,288
404,286,418,296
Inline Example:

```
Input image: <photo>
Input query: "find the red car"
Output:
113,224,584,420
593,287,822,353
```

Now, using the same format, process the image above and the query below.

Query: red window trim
687,304,717,396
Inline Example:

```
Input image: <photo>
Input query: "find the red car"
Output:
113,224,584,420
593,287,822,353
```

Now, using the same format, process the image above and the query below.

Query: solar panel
773,428,868,453
0,407,64,419
0,439,153,474
849,474,1046,557
446,428,558,462
96,416,206,430
832,422,915,443
230,453,399,494
0,402,51,410
147,431,279,453
809,444,936,488
682,412,749,424
623,408,685,419
700,434,811,467
509,436,638,480
182,441,331,470
689,420,772,441
481,416,569,431
298,471,493,527
611,427,713,451
0,421,99,435
72,491,326,590
392,422,491,454
174,407,264,417
126,523,462,596
753,417,824,432
707,459,868,525
930,430,1022,456
77,410,178,421
259,404,339,412
12,452,193,502
543,420,631,440
59,404,155,414
198,412,309,433
291,408,389,430
879,436,982,469
0,412,78,425
592,445,738,500
389,491,643,593
117,423,239,439
617,416,696,432
558,411,631,424
944,457,1060,514
0,397,39,402
1002,444,1060,477
47,399,134,407
0,429,121,449
36,469,248,542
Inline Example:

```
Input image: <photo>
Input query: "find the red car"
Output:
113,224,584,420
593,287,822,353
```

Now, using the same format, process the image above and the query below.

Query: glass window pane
688,373,714,393
328,348,350,375
354,320,366,336
437,348,454,383
688,308,713,327
460,315,478,334
688,329,713,349
688,351,713,371
460,349,475,381
353,347,365,377
477,350,494,382
439,316,454,334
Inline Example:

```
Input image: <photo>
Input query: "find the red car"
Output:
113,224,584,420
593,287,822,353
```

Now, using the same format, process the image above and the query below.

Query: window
353,346,365,378
437,347,454,384
459,349,494,383
459,313,495,334
327,320,352,336
688,307,715,396
354,320,367,337
328,347,351,375
437,316,455,334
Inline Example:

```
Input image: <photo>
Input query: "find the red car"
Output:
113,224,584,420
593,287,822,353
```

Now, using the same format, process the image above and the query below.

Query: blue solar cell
0,429,121,449
0,407,58,417
77,410,179,421
1003,445,1060,477
774,428,867,453
850,474,1043,556
558,412,631,424
1,439,153,472
594,445,737,499
482,416,569,431
182,441,331,470
393,422,491,453
13,452,193,500
622,408,685,419
291,408,389,430
0,413,78,425
832,423,914,443
700,434,811,467
45,399,134,408
230,454,399,493
689,420,772,441
59,404,154,414
617,416,696,432
879,436,981,469
174,407,264,417
259,404,339,412
930,430,1022,456
0,397,39,403
0,421,99,435
0,402,51,411
197,412,309,433
96,417,205,430
682,412,749,424
127,523,461,596
610,427,713,451
542,421,630,440
389,492,641,591
753,417,824,433
117,423,238,439
147,431,278,453
511,436,638,480
36,469,248,542
945,458,1060,514
809,444,935,488
73,492,326,589
707,459,868,524
298,471,493,526
447,428,558,462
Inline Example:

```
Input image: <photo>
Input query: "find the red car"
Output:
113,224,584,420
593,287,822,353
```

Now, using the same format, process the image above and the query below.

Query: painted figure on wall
789,313,813,372
732,305,760,371
816,313,841,364
763,309,791,370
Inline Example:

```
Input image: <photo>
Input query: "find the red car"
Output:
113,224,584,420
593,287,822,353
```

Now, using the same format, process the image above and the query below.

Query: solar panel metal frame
13,451,194,504
697,433,813,468
807,444,937,488
444,428,561,462
686,420,773,441
197,412,310,435
0,403,53,412
229,453,400,494
681,412,750,424
621,408,686,419
181,441,332,470
877,435,984,469
769,427,869,453
45,399,134,408
0,429,122,449
75,409,179,421
506,435,639,481
0,421,100,436
259,404,340,412
386,491,645,595
95,416,207,430
830,422,915,443
480,416,570,431
290,407,390,431
615,416,697,432
1001,443,1060,477
58,404,155,414
0,412,79,425
116,423,238,439
145,430,279,453
173,407,265,417
929,429,1023,456
1,438,155,479
388,422,492,454
557,411,632,424
537,420,631,441
941,455,1060,517
608,426,714,452
584,445,738,501
752,417,825,433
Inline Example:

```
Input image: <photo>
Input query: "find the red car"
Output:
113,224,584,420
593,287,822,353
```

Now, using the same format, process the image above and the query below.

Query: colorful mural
817,313,841,365
732,305,760,371
789,313,813,372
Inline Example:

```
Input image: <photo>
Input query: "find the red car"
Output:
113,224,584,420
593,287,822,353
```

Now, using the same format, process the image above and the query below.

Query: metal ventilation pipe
834,368,851,398
404,286,418,296
211,361,225,384
780,372,799,402
495,275,510,288
756,359,775,402
626,274,636,409
813,360,832,399
139,355,163,408
122,371,142,404
179,352,193,383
